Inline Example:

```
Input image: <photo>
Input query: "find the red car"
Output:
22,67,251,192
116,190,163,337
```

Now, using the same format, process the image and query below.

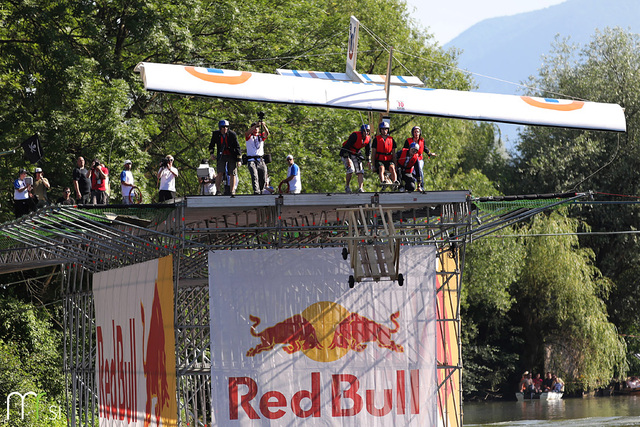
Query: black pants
159,190,175,202
247,159,268,194
14,199,31,218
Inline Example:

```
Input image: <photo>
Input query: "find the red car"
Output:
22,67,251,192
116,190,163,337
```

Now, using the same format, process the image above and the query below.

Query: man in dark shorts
72,156,91,204
371,121,397,185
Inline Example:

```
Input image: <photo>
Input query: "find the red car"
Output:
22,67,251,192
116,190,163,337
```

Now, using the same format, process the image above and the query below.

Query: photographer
209,119,241,195
87,158,109,205
244,113,270,195
157,155,179,202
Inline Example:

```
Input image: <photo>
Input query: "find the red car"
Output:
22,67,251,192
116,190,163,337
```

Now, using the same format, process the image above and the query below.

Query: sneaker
345,185,352,193
357,187,364,193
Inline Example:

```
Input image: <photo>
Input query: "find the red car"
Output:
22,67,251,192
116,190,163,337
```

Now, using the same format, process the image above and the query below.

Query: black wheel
348,275,355,288
397,273,404,287
342,247,348,260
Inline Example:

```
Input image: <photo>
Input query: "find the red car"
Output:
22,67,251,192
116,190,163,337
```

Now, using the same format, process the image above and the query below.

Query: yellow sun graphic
301,301,351,362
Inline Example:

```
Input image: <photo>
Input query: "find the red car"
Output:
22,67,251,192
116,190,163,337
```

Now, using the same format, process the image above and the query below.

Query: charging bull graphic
246,314,323,357
141,282,171,427
329,311,404,353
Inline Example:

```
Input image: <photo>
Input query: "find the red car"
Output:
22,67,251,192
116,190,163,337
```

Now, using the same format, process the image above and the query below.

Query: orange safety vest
375,135,394,161
397,148,418,174
342,131,371,154
406,137,425,160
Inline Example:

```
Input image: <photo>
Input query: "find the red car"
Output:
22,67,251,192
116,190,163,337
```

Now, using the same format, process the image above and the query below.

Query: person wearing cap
31,167,50,208
372,121,397,185
88,158,109,204
120,160,135,204
244,120,270,194
394,142,421,192
209,119,241,195
56,187,76,206
157,155,179,202
403,126,436,191
280,155,301,194
340,124,371,193
72,156,92,204
13,169,32,218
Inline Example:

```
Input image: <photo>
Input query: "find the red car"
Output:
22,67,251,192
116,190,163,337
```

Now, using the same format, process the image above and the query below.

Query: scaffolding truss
0,191,590,427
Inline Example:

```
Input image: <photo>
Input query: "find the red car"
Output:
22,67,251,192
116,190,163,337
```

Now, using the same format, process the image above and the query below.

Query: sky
405,0,568,45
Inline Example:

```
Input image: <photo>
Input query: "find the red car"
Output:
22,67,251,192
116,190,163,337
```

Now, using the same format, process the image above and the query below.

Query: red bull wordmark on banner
229,370,420,420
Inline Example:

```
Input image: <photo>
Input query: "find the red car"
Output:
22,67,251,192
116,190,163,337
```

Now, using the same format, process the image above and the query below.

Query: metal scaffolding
0,190,588,427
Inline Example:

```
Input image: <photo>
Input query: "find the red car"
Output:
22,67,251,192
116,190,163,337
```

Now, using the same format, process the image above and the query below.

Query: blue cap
409,142,419,150
219,119,230,127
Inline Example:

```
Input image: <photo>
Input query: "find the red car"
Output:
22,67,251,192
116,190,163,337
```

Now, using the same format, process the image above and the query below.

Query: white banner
93,256,177,427
208,247,436,426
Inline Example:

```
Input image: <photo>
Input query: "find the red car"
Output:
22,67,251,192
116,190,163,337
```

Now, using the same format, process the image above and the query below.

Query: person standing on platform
403,126,436,191
57,187,76,205
372,121,397,185
88,158,109,205
244,120,270,194
120,160,135,204
157,155,179,202
340,124,371,193
72,156,92,204
280,154,301,194
210,119,241,195
13,169,32,218
32,167,50,208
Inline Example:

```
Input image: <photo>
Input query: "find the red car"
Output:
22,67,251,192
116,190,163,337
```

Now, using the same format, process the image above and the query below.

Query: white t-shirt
14,179,29,200
120,170,134,198
159,166,178,192
246,132,267,157
287,163,301,194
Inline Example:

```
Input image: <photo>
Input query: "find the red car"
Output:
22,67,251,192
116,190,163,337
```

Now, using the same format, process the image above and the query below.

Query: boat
516,391,563,401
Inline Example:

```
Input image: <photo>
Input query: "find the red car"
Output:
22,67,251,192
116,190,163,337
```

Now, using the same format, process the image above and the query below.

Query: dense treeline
0,0,637,415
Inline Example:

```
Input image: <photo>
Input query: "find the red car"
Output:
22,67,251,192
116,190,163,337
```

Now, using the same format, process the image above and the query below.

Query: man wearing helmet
371,121,397,185
340,124,371,193
395,142,420,192
209,119,242,195
403,125,436,191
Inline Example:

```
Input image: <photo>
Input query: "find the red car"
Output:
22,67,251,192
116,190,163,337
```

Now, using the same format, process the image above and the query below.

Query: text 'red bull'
228,370,419,420
97,318,138,423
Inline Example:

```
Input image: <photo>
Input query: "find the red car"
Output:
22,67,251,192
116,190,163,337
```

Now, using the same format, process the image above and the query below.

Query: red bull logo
246,301,403,362
228,370,420,420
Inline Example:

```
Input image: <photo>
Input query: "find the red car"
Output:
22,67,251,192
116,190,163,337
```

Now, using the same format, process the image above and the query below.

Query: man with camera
32,167,50,207
244,113,270,195
157,155,179,202
209,119,241,195
87,158,109,205
340,124,371,193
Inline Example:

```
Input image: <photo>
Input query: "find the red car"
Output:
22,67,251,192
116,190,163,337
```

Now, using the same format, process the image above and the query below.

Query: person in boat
371,121,397,185
402,126,436,191
542,371,554,391
340,124,371,193
533,373,543,393
552,375,565,392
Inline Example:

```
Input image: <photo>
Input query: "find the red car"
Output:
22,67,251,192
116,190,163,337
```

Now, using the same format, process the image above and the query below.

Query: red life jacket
406,137,425,160
342,131,370,154
375,135,394,161
397,148,418,174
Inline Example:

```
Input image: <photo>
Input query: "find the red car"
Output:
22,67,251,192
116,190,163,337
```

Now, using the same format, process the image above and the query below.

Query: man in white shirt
157,155,179,202
120,160,135,204
244,120,270,194
280,154,301,194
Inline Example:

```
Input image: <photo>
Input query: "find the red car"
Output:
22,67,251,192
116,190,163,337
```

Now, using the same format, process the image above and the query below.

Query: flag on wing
21,134,43,163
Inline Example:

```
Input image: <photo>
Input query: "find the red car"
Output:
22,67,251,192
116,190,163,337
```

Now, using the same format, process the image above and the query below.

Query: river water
464,395,640,426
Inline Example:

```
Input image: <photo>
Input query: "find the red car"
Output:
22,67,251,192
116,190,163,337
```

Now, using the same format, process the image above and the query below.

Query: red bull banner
93,256,178,427
208,247,437,426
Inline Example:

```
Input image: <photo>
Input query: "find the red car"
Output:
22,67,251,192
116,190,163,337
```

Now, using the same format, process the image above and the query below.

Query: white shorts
342,153,364,174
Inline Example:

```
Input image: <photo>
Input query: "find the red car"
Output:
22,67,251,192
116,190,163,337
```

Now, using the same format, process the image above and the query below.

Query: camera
257,111,265,121
160,157,169,168
93,161,100,168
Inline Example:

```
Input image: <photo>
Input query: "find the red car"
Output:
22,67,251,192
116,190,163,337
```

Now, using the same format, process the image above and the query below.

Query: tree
510,28,640,375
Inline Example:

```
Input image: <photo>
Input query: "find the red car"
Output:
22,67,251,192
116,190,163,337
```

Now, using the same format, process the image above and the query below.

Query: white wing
135,62,626,132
